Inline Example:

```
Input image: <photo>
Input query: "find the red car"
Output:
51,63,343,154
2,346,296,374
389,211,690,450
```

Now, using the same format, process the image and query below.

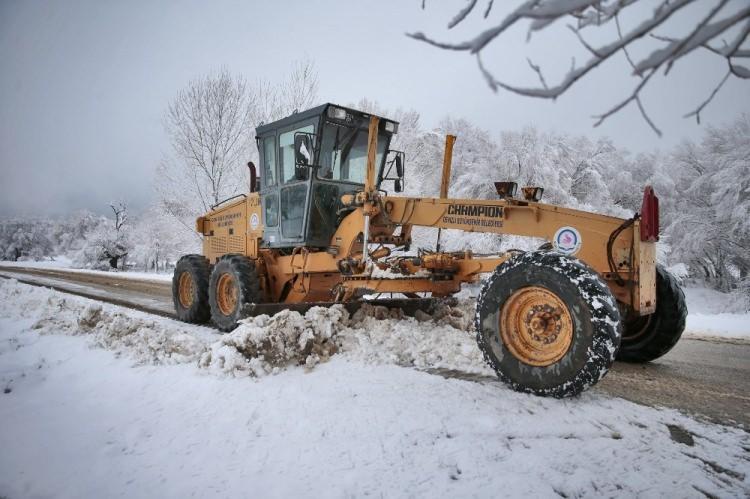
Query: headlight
384,121,398,133
327,106,347,120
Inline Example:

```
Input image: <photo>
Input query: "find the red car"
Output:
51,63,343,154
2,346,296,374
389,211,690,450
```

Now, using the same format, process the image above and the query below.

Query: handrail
210,194,247,210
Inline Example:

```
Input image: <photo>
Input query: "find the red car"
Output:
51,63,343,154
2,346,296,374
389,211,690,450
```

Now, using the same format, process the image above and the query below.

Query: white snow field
683,287,750,341
1,279,749,498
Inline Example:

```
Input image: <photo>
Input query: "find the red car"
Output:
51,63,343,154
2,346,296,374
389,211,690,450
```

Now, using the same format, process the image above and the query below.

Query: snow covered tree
130,206,199,272
0,221,53,261
665,113,749,296
158,70,256,226
265,58,320,122
411,1,750,135
75,202,133,270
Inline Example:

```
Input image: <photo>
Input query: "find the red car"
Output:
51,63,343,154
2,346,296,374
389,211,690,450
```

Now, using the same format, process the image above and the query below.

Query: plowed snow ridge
0,278,491,377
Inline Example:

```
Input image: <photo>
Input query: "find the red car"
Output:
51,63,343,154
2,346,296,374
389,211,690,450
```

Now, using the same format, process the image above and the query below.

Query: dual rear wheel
475,251,687,397
172,254,262,331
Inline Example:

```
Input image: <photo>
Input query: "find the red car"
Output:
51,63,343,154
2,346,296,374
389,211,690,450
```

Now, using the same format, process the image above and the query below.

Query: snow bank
0,280,488,378
685,313,750,340
684,287,750,340
0,281,209,365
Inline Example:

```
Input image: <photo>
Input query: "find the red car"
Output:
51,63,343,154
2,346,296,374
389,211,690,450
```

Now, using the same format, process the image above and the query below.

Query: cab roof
255,103,398,136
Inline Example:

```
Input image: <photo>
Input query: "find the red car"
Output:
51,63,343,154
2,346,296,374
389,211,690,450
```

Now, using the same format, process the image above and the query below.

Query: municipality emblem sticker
553,226,582,255
250,213,260,230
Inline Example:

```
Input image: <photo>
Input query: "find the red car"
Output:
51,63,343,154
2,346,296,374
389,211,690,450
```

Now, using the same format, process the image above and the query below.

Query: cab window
279,124,314,184
262,136,276,187
318,124,387,184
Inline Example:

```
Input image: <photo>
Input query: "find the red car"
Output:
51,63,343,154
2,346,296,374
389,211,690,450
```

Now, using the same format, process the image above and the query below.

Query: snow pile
199,306,346,377
341,302,490,374
0,279,490,379
27,296,206,365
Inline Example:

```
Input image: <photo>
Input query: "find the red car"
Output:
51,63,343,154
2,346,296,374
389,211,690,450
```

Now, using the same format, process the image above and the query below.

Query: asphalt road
1,265,748,427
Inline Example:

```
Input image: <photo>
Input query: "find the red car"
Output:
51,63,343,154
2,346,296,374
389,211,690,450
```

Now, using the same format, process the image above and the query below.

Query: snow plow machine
172,103,687,397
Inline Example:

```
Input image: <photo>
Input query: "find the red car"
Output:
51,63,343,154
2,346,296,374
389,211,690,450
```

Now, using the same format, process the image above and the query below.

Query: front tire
172,255,211,324
475,251,621,398
208,255,262,332
618,266,687,363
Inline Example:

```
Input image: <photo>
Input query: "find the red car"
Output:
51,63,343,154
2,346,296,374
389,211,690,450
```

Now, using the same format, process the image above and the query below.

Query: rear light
640,186,659,242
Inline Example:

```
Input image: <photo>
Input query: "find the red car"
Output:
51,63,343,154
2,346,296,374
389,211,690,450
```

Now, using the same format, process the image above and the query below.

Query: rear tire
475,251,621,398
172,255,211,324
618,266,687,363
208,255,262,332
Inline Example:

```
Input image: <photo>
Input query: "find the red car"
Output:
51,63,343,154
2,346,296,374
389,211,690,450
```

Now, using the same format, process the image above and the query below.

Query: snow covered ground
1,279,748,498
683,287,750,340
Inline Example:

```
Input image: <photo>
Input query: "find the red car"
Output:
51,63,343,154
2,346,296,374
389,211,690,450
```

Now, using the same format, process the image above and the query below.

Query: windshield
318,121,389,184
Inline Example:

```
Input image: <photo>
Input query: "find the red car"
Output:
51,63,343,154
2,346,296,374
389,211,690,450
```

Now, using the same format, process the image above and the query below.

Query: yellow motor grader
172,103,686,397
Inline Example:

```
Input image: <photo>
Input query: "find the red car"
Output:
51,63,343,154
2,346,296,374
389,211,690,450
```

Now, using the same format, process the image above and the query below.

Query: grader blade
238,297,452,320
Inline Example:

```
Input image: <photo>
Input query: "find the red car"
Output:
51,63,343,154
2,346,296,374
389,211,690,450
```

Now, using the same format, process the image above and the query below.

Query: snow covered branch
411,0,750,134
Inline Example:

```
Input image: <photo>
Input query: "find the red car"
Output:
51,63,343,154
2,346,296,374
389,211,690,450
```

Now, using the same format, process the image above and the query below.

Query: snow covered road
0,279,748,498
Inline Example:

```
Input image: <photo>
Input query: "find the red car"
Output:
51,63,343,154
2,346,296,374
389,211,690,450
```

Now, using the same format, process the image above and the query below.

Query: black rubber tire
475,251,622,398
172,254,211,324
618,266,687,363
208,255,262,332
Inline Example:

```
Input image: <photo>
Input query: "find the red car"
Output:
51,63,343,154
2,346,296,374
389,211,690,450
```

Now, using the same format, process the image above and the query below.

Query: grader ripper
173,103,686,397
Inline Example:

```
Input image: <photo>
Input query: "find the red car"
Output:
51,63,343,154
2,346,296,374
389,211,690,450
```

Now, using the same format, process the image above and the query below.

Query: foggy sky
1,0,748,217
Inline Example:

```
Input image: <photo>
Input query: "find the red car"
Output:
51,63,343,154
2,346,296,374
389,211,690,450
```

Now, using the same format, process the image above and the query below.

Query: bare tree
158,69,255,224
110,202,127,235
253,57,320,124
157,61,319,236
410,1,750,135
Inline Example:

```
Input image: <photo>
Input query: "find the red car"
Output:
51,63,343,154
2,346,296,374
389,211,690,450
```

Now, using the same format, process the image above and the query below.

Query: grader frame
195,116,656,315
174,103,684,398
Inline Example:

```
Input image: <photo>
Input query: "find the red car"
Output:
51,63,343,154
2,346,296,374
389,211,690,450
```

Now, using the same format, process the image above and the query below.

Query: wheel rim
178,272,194,308
499,286,573,367
216,272,238,316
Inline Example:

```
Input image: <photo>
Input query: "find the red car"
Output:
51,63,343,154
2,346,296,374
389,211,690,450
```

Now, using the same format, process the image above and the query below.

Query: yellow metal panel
439,135,457,199
637,236,657,314
201,198,247,262
364,116,379,195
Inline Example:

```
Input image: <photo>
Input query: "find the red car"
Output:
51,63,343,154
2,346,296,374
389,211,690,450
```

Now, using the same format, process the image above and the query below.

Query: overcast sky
1,0,748,217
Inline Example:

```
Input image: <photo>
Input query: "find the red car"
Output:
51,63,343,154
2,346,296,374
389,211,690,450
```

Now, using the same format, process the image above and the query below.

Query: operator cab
255,103,401,249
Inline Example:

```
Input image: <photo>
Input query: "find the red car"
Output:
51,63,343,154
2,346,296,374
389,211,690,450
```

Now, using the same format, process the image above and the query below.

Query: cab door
277,121,315,245
258,132,282,247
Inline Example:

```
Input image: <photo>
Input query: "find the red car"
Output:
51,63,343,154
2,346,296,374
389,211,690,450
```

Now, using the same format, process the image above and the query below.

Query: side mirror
395,156,404,178
394,179,403,193
294,134,312,166
294,163,308,181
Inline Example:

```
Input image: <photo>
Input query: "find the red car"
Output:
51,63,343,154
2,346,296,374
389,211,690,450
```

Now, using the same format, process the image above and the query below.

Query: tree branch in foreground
411,0,750,135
